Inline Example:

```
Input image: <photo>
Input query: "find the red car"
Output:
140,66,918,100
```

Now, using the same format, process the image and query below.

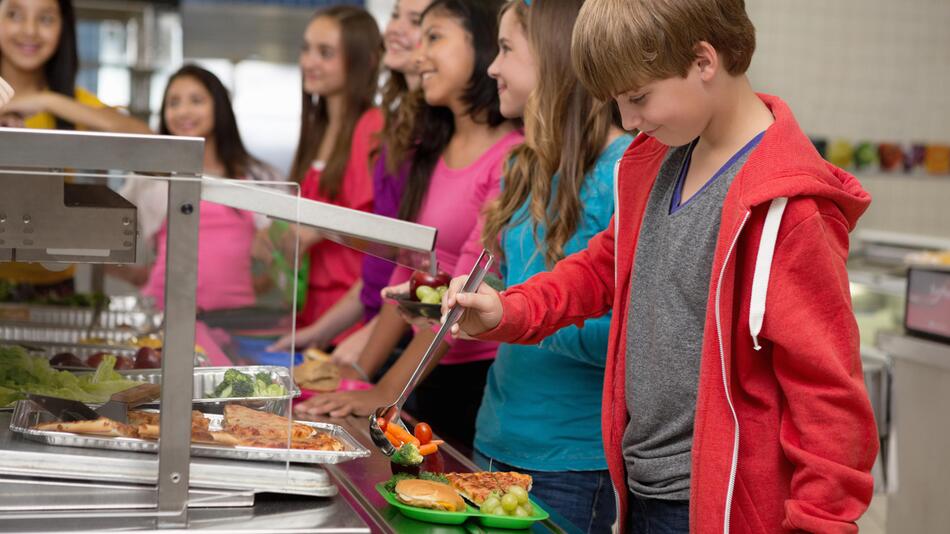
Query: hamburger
294,348,340,392
394,479,466,512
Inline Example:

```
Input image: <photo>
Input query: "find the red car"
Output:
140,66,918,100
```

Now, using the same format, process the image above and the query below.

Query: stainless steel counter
0,412,574,533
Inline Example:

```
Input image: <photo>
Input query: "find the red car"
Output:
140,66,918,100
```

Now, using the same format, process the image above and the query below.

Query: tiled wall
746,0,950,240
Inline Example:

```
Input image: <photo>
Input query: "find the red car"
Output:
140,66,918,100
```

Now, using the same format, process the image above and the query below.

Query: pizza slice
34,417,139,438
445,472,533,505
223,404,315,441
235,434,343,451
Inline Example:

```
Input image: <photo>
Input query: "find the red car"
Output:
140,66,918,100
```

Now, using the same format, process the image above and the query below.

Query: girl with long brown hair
269,0,431,362
285,5,384,341
473,1,631,530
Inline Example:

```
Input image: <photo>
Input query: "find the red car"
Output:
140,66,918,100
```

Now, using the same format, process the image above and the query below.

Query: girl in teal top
479,1,632,531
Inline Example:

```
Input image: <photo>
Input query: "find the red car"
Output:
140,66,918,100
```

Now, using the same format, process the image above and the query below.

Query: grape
491,506,507,516
501,493,518,512
508,485,529,504
514,505,530,518
481,496,500,513
521,502,534,515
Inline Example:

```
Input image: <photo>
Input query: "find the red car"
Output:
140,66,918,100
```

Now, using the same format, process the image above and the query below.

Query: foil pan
0,303,161,332
10,400,369,465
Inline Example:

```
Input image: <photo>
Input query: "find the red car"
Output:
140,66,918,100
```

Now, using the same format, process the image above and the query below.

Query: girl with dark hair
129,65,282,312
269,0,431,358
296,0,522,450
473,2,629,530
0,0,148,132
0,0,150,297
281,5,384,343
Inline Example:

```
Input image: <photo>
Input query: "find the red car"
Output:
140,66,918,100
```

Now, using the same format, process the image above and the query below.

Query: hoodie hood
737,94,871,230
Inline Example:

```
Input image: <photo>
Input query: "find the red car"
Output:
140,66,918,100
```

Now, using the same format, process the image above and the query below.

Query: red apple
86,352,110,369
113,355,134,370
133,346,162,369
409,270,451,302
50,352,86,368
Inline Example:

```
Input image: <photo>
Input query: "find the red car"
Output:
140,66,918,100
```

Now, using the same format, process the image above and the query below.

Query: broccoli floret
223,369,250,385
230,380,255,397
254,371,272,384
211,383,233,398
391,443,423,466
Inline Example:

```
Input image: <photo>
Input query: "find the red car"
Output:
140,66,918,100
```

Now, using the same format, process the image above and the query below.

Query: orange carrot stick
387,423,421,447
418,442,439,456
384,429,402,447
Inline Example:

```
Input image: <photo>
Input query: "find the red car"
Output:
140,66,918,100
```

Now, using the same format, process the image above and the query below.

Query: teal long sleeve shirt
474,135,632,471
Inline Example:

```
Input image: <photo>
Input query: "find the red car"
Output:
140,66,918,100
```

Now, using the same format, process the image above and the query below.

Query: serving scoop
369,249,493,457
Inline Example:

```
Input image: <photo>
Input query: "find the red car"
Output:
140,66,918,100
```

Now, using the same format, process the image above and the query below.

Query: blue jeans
627,492,689,534
473,450,616,533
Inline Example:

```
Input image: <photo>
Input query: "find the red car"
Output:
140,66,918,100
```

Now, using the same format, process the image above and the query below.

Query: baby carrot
387,423,421,447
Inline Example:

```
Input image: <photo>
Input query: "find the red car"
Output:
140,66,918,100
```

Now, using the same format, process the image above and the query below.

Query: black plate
391,294,442,320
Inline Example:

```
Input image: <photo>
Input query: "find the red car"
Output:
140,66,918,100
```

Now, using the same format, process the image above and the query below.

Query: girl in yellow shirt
0,0,151,291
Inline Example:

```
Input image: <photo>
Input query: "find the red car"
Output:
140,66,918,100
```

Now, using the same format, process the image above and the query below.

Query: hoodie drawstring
749,197,788,350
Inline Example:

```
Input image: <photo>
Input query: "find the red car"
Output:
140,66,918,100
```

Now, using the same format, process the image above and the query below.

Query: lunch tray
375,483,550,529
10,400,370,465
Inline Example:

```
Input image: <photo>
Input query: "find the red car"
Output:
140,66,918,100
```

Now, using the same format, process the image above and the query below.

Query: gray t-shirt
623,134,762,499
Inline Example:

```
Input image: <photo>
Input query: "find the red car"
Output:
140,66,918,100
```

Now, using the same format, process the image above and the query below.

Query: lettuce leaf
0,346,142,407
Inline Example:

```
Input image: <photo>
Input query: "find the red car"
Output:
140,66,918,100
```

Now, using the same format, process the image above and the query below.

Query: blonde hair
571,0,756,100
483,0,614,267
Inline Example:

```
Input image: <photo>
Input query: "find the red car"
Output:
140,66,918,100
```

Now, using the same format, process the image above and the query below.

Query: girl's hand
293,387,390,418
1,92,50,117
0,113,24,128
268,323,329,352
442,275,503,337
251,229,275,264
380,280,411,300
0,76,13,107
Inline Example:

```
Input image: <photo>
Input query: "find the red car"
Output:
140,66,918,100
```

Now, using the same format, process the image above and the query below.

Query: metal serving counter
0,412,573,533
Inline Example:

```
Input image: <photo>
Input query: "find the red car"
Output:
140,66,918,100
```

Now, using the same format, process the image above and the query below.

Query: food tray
118,366,301,416
0,322,143,346
392,294,442,320
10,400,370,465
375,483,550,529
0,303,161,331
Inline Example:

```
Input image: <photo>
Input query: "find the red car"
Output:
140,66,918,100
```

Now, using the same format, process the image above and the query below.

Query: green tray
375,483,550,529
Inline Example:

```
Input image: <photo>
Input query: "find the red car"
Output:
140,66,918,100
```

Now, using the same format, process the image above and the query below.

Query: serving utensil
368,249,493,457
28,383,162,423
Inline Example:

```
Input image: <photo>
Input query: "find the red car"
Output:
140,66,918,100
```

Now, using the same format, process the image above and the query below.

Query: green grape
415,286,437,302
514,505,530,518
481,496,500,513
500,493,518,512
508,485,529,504
521,502,534,515
491,506,507,516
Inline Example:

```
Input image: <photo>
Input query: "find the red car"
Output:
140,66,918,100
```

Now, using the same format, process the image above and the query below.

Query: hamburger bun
395,479,466,512
294,349,340,392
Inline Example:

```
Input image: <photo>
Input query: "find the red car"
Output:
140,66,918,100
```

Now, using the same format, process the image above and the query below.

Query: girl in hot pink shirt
285,6,384,344
296,0,519,449
142,65,280,312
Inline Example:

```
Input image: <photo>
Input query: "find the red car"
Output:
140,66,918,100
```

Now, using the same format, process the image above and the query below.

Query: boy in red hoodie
444,0,878,532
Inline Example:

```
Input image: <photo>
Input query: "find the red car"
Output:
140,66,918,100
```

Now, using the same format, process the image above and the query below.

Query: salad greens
0,345,142,407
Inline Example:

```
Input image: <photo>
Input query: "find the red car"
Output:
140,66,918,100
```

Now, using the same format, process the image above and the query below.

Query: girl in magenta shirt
143,65,280,312
296,0,519,449
285,6,384,342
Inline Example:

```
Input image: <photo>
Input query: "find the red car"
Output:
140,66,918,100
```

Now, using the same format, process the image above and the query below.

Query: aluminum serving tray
0,322,143,346
119,366,301,416
10,400,370,465
0,303,161,331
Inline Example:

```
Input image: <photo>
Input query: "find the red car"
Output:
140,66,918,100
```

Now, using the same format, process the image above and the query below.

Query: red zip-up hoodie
482,94,878,533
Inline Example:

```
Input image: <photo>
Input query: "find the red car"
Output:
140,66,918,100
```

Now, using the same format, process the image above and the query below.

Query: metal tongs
369,249,494,456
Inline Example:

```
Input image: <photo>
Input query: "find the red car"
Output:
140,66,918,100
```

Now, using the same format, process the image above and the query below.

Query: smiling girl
137,65,280,312
286,5,384,342
0,0,150,299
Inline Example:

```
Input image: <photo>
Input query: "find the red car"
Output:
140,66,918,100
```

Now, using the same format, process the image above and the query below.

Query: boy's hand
441,275,503,337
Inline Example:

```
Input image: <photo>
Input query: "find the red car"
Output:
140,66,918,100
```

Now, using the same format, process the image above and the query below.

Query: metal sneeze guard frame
0,128,438,527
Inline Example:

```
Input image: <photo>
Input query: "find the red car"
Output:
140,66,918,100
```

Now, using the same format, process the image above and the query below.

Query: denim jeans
627,492,690,534
473,450,616,533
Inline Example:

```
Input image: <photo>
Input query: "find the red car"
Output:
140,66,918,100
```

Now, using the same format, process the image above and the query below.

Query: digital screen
905,268,950,342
